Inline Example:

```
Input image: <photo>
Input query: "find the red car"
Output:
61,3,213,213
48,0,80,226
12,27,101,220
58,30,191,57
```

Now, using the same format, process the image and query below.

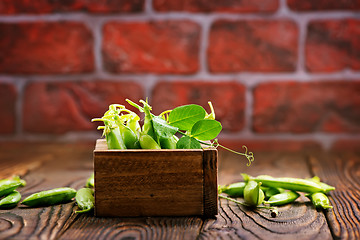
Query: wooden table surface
0,142,359,240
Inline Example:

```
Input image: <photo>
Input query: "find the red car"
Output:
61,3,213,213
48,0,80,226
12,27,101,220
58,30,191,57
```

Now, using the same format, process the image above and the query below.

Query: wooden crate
93,139,218,217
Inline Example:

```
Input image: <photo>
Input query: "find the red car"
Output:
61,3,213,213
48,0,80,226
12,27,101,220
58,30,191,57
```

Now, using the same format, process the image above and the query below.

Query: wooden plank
59,215,203,240
308,152,360,239
94,147,204,217
198,152,333,239
203,148,218,217
0,143,94,240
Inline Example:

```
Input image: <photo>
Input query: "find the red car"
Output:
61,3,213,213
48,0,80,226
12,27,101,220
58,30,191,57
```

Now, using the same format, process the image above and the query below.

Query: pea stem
219,195,277,211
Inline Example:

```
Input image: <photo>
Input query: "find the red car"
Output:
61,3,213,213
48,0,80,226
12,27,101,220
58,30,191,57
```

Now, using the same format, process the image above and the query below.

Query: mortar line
1,71,359,84
0,11,358,21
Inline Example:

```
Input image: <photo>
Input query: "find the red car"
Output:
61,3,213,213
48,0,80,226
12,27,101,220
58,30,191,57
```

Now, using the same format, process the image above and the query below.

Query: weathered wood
59,215,203,240
94,139,209,217
308,152,360,239
199,152,333,240
0,143,93,240
1,142,359,240
203,148,218,217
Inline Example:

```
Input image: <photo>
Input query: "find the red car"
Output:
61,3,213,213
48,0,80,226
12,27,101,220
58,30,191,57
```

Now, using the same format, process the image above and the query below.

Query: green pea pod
105,126,126,149
264,187,285,200
75,188,95,213
0,176,26,187
139,133,161,149
111,114,140,149
218,182,246,197
21,187,76,207
140,100,157,141
243,180,264,207
92,118,127,150
123,113,141,137
0,180,22,197
307,176,335,193
242,174,327,193
264,191,300,206
159,135,178,149
0,190,21,209
86,173,94,188
120,124,141,149
306,192,333,209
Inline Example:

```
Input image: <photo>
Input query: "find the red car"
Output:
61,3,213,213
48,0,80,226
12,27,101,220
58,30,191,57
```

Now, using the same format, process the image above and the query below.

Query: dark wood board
309,152,360,239
0,143,358,239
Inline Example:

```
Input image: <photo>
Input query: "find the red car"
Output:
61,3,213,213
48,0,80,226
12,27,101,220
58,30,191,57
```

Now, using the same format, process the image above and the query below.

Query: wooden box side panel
94,149,204,217
203,148,218,217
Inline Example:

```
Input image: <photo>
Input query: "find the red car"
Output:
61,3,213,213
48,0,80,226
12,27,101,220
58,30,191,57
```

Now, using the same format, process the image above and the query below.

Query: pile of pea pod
218,173,335,217
0,174,95,213
92,100,181,150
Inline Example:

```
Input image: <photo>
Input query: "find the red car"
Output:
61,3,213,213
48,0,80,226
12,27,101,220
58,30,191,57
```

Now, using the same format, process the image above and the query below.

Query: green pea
264,187,285,200
264,191,300,206
139,133,161,149
75,188,94,213
242,174,328,193
86,173,94,188
219,182,246,197
21,187,76,207
306,192,333,209
244,181,264,207
0,180,22,197
0,191,21,209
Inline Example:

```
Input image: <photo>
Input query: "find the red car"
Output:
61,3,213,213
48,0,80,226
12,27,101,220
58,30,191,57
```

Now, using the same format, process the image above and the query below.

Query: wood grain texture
1,142,359,240
94,139,205,217
199,152,333,240
59,215,203,240
309,152,360,239
0,143,93,240
203,148,218,217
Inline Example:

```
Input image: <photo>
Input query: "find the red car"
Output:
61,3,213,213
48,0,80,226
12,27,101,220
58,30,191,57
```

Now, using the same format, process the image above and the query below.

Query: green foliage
176,136,202,149
168,104,206,131
190,119,222,141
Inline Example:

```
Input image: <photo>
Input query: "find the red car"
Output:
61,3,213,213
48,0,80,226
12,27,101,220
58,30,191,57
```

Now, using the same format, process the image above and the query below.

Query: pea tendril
210,140,255,166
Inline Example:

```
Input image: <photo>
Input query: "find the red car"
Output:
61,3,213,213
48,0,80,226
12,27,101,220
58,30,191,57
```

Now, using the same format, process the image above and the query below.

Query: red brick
23,81,144,134
253,81,360,133
208,20,298,73
331,139,360,151
151,81,245,132
0,83,16,134
154,0,278,13
102,21,200,74
0,0,144,14
219,139,322,152
0,22,94,74
288,0,360,11
306,19,360,72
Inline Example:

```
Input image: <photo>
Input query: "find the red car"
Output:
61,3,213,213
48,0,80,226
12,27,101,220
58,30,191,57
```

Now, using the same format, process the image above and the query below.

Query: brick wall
0,0,359,151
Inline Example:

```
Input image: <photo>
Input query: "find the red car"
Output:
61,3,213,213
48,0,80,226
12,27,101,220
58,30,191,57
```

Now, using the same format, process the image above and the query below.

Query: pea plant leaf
152,116,178,138
190,119,222,141
176,136,202,149
168,104,206,131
